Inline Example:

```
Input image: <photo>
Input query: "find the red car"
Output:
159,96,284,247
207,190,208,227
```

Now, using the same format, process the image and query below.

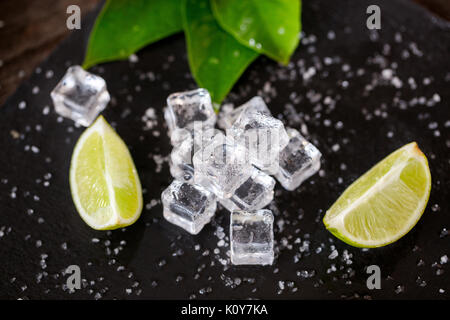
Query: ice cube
161,180,217,234
230,209,274,265
169,126,222,180
192,124,223,155
217,103,234,130
50,66,110,126
169,133,195,181
164,88,216,133
170,127,192,147
228,111,289,174
219,167,275,212
275,128,321,191
218,97,271,129
193,132,252,199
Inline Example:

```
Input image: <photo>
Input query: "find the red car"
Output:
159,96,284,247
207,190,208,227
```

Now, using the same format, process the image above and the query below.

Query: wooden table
0,0,448,106
0,0,101,105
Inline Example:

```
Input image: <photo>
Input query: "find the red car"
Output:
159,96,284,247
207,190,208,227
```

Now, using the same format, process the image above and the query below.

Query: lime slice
323,142,431,248
69,116,143,230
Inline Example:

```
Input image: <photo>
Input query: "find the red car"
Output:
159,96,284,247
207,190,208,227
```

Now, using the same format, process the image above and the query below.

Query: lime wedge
69,116,143,230
323,142,431,248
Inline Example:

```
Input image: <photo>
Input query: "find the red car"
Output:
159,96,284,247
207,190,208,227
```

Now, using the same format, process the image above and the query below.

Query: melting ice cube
230,209,274,265
164,88,216,133
161,180,216,235
228,111,289,174
219,167,275,212
218,96,271,130
50,66,110,126
275,128,321,191
193,132,252,199
169,127,222,180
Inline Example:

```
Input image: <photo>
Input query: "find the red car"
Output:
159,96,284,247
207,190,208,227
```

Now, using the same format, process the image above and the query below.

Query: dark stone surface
0,0,449,299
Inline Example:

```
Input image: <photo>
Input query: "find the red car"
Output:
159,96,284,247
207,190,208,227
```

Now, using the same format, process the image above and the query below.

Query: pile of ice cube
48,65,321,266
162,88,322,265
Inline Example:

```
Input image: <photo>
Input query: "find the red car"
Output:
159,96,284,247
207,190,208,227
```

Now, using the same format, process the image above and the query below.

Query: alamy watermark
186,121,286,173
66,264,81,290
366,5,381,30
66,5,81,30
366,264,381,289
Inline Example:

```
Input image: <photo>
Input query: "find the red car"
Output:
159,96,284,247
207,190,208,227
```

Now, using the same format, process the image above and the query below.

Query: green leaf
182,0,259,103
211,0,301,64
83,0,183,69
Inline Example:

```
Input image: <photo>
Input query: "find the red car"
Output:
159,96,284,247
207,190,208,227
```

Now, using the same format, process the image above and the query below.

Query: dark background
0,0,449,300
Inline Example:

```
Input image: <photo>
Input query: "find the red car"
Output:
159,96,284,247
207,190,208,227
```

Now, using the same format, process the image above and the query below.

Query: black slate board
0,0,449,299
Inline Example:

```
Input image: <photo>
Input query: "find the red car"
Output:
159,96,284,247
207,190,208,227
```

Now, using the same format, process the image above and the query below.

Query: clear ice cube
219,167,275,212
169,126,221,180
228,111,289,174
50,66,110,126
161,180,217,235
275,128,321,191
218,96,271,130
217,103,234,130
191,125,223,155
170,132,195,181
230,209,274,265
193,132,252,199
170,127,192,147
164,88,216,133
